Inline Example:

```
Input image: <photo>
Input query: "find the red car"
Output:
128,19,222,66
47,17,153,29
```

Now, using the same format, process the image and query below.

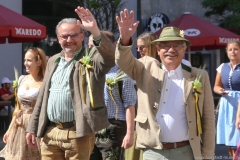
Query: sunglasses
135,46,146,51
58,32,82,40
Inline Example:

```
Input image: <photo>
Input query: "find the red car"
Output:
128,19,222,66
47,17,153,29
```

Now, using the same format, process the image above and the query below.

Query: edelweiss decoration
105,71,127,120
12,67,20,117
79,45,98,110
192,64,206,136
180,30,185,38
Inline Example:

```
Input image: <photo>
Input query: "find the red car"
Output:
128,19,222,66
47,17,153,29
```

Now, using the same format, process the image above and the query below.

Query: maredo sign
218,38,240,44
13,27,42,37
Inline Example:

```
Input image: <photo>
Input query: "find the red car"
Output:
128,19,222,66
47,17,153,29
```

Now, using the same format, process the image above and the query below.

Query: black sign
148,13,170,33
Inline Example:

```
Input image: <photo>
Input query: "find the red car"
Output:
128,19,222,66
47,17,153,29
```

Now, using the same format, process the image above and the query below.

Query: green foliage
47,0,125,36
201,0,240,29
81,56,93,66
87,0,101,9
84,0,126,36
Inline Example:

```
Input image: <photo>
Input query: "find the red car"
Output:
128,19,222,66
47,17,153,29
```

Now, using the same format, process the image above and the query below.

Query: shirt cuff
93,33,102,46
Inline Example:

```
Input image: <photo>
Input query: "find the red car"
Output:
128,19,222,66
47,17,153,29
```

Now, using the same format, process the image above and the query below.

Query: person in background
136,32,158,59
90,30,137,160
115,9,215,160
26,6,115,160
0,47,47,160
0,77,15,116
125,32,158,160
214,41,240,160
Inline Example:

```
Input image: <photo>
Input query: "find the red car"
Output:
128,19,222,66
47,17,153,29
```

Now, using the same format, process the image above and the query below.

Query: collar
162,64,183,78
227,62,240,68
181,63,191,72
160,62,191,72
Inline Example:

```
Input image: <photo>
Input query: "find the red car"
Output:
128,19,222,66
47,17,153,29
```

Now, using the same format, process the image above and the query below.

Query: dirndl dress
216,91,240,146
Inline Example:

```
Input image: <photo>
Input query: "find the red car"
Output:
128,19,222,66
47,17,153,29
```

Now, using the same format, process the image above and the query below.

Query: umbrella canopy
0,4,46,44
155,12,240,51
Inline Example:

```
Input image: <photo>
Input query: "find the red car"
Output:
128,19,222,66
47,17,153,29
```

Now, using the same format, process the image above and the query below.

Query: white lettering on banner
185,29,201,36
219,38,240,44
15,28,42,36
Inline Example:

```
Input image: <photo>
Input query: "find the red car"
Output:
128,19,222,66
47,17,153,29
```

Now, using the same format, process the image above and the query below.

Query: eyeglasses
136,46,146,51
58,32,82,40
159,43,185,51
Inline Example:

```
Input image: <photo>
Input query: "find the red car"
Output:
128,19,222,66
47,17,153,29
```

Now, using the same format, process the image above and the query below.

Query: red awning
0,4,46,43
155,12,240,51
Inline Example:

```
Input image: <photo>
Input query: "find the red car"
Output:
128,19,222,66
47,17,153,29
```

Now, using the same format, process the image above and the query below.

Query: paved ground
0,132,231,160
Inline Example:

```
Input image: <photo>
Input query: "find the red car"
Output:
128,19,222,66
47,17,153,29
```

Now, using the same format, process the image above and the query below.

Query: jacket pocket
134,113,148,123
134,113,150,146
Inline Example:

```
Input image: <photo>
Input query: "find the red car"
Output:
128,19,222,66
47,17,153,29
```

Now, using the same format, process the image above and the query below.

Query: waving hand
116,9,139,46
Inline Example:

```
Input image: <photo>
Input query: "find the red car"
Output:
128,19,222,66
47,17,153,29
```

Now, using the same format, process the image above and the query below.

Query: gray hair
55,18,81,35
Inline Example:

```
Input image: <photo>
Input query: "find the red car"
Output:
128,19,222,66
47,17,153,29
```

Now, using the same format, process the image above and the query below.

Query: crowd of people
0,5,239,160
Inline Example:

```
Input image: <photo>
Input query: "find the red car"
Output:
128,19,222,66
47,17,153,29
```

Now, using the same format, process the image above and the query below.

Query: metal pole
188,47,191,62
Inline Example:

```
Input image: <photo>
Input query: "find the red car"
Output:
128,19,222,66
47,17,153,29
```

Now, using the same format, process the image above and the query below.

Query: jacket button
189,121,191,123
158,89,161,93
191,138,193,140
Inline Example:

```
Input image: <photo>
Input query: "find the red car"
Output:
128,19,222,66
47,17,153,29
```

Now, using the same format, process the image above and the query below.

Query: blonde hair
27,47,47,80
137,32,158,59
226,41,240,50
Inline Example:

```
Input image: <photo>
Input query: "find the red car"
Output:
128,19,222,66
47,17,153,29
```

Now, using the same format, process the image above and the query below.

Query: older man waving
115,9,215,160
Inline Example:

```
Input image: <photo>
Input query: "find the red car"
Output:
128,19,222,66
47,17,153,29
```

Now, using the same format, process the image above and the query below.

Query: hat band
161,34,181,38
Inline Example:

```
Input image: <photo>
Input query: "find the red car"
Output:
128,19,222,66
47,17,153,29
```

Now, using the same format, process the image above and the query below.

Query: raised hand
116,9,139,46
75,6,101,38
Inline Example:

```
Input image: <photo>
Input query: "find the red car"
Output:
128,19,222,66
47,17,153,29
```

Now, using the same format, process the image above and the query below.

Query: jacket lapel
158,63,165,89
182,64,196,103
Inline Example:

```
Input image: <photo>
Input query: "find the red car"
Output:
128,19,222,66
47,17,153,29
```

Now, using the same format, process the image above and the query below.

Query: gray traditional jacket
26,33,115,138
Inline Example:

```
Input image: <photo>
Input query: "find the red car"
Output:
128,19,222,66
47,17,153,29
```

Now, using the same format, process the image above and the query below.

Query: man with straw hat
115,9,215,160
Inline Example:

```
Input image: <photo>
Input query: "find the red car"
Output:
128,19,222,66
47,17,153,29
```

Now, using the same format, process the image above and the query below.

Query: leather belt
52,121,75,129
162,140,190,149
108,119,125,125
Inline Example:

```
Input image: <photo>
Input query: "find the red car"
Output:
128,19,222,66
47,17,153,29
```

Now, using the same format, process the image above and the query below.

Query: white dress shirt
156,64,189,142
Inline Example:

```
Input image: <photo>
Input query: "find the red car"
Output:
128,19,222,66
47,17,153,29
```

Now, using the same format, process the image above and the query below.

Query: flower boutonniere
79,45,100,110
192,64,206,136
106,70,127,120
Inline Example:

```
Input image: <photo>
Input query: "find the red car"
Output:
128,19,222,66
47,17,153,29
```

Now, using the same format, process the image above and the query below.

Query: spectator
215,41,240,160
0,47,47,160
0,77,14,116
